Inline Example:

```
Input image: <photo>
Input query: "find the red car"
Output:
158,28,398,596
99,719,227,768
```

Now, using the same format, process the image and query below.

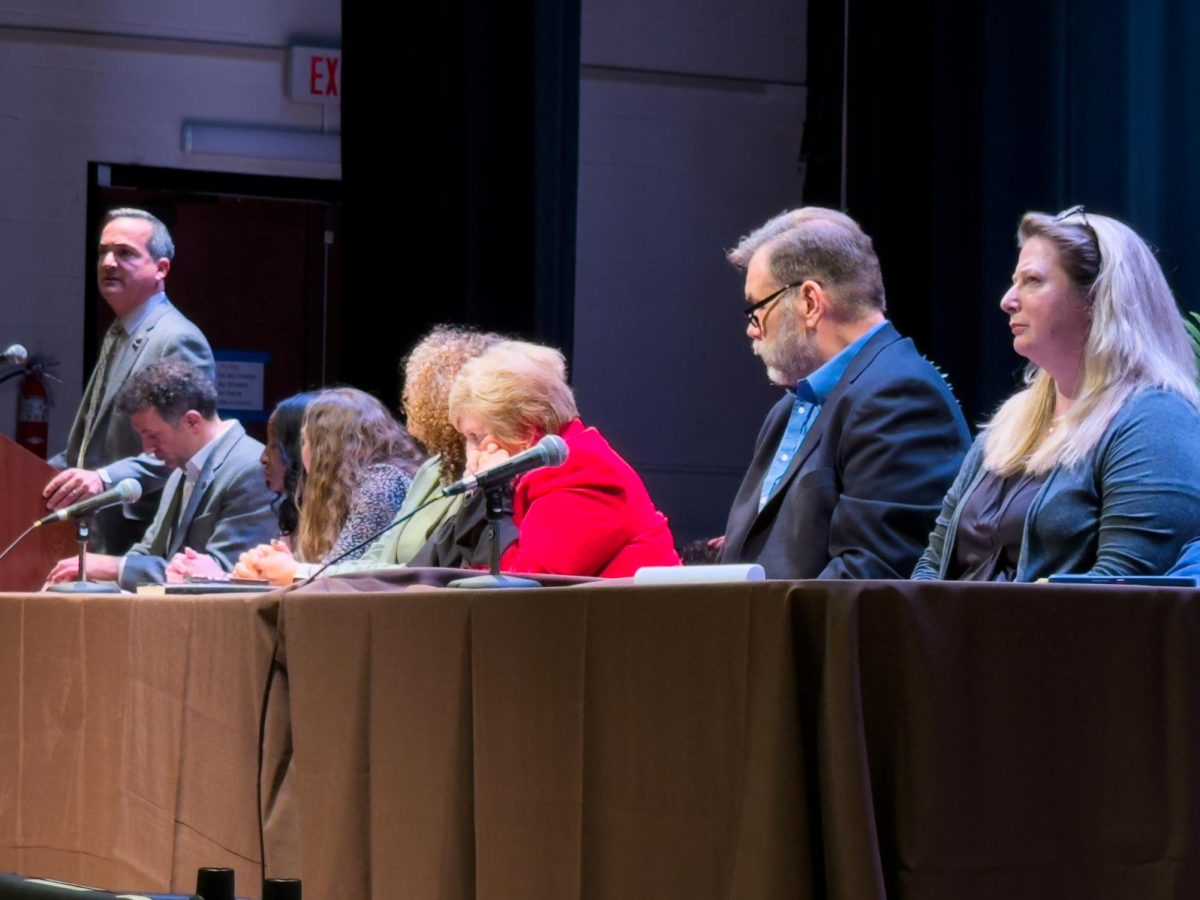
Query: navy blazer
720,322,970,580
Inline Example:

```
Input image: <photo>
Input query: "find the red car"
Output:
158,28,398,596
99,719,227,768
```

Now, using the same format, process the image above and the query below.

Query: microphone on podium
34,478,142,527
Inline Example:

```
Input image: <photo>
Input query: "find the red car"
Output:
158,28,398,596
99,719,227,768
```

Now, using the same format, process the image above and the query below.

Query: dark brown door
87,164,342,441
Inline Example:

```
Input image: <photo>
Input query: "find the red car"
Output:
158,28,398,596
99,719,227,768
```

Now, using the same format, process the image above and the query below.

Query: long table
0,590,277,893
3,578,1200,898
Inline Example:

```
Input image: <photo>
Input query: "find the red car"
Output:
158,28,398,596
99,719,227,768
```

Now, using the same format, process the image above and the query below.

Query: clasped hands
167,541,297,585
232,539,299,585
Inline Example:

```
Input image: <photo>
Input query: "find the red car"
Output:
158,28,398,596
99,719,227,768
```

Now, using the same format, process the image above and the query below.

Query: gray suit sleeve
119,433,277,591
119,551,169,590
93,316,214,492
118,480,179,589
105,455,171,493
196,471,279,572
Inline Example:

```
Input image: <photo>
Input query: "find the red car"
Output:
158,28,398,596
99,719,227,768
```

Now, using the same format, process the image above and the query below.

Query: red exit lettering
309,57,340,97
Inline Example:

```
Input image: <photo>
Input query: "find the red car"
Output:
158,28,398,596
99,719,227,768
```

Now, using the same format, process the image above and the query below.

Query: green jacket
324,455,463,574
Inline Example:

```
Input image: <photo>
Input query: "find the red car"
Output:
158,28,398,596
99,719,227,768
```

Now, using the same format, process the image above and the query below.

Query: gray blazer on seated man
44,359,277,591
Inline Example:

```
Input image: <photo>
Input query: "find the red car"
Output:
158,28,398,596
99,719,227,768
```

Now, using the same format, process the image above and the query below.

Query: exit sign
289,46,342,106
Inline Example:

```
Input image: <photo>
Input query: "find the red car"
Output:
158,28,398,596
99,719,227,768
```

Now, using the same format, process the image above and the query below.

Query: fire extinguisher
16,362,49,458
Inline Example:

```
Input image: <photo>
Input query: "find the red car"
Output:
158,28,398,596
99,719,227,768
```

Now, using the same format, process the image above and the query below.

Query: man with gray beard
719,208,970,579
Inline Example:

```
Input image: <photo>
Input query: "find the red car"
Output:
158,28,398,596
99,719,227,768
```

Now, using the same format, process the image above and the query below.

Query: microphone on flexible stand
442,434,569,496
34,478,142,527
0,344,30,388
447,434,571,591
298,491,446,585
2,344,27,365
300,436,570,589
42,478,143,595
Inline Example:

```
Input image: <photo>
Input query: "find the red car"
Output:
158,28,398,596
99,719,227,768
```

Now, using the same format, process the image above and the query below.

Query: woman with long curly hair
292,387,421,561
232,388,423,581
401,325,501,488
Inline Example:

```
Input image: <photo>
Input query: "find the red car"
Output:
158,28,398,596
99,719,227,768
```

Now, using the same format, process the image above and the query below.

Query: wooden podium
0,435,78,590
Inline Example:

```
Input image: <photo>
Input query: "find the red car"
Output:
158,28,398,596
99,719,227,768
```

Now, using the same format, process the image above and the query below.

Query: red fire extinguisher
16,364,49,458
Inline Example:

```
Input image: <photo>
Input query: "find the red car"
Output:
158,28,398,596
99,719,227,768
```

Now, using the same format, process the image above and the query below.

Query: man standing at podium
43,208,214,554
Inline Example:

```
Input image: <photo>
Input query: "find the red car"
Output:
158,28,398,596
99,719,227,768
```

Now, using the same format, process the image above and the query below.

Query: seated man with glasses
719,207,970,579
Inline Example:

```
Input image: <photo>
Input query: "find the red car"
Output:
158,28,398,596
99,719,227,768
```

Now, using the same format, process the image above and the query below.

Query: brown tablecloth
4,578,1200,899
278,578,1200,899
0,589,280,896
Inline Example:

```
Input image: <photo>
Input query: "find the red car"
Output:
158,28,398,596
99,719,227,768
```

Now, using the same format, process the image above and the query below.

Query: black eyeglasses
744,282,804,329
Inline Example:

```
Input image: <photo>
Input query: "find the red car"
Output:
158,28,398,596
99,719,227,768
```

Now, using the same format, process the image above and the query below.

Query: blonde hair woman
416,339,680,577
233,388,421,581
913,207,1200,581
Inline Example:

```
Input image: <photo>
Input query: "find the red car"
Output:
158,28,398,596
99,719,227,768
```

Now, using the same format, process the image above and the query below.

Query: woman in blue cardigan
913,207,1200,582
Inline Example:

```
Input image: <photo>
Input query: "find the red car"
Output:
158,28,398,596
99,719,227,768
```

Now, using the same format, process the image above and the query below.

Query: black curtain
806,0,1200,425
341,0,580,408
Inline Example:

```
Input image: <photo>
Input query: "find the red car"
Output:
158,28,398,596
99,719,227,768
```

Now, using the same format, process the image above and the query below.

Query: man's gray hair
729,207,887,317
104,207,175,261
726,207,862,269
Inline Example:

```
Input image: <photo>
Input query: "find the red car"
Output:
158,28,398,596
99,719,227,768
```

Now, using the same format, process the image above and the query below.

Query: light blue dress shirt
758,322,887,510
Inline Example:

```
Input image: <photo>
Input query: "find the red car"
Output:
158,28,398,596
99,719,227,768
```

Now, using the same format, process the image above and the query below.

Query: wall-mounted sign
289,46,342,106
216,349,270,421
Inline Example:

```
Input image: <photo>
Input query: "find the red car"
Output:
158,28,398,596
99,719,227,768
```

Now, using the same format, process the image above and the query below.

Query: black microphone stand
448,485,540,590
46,513,121,594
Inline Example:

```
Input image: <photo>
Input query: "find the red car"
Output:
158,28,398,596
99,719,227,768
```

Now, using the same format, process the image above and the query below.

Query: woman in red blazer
448,340,680,577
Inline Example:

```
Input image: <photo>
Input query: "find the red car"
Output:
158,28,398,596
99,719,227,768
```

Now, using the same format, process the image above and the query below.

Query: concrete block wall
0,2,341,453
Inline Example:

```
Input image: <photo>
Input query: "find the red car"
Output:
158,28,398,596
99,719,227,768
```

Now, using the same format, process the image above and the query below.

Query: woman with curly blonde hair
308,325,504,570
400,324,501,487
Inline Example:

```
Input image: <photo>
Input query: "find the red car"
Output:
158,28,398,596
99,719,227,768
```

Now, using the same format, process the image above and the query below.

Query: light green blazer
324,455,463,574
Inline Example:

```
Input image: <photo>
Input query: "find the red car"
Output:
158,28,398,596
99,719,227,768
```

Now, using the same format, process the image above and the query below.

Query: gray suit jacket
50,294,214,553
120,421,277,590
